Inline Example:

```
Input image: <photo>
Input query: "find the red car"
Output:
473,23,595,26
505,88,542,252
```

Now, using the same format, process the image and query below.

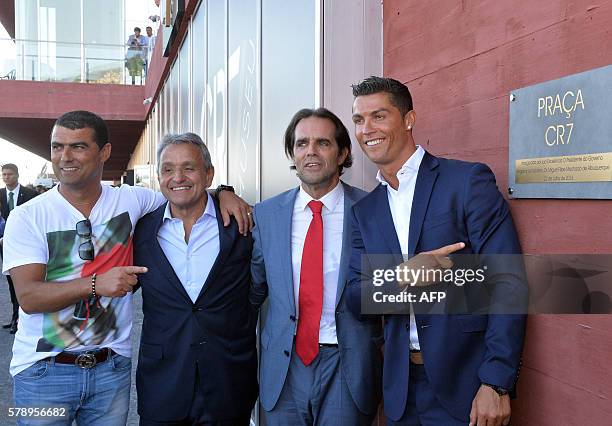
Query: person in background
126,27,147,85
1,163,38,334
144,26,155,76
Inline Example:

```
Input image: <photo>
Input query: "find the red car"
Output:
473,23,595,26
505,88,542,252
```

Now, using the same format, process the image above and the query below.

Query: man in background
126,27,147,84
1,163,38,334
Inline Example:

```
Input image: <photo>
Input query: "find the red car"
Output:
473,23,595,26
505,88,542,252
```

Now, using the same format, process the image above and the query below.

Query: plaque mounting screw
510,93,516,102
508,187,514,195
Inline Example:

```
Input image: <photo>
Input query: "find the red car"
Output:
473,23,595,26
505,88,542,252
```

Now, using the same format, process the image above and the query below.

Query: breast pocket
422,210,457,231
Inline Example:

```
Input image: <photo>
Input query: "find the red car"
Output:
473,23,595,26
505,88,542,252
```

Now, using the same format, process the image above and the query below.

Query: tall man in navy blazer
134,133,257,425
348,77,527,426
250,108,382,425
1,163,38,334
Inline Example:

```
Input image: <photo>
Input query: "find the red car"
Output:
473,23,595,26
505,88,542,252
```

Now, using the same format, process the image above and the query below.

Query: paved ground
0,271,142,425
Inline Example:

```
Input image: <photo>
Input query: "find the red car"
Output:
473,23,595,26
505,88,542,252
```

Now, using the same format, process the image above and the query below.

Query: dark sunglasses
76,219,94,261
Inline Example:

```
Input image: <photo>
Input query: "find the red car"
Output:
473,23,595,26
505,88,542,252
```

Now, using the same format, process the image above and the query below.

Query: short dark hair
1,163,18,174
284,108,353,175
351,76,414,117
54,110,109,149
134,27,141,32
146,26,152,31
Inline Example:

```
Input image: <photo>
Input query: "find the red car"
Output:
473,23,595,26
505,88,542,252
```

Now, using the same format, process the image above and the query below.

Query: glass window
84,0,124,84
261,0,317,199
192,3,207,138
206,0,227,185
228,0,260,204
45,0,80,81
169,59,179,134
179,33,191,132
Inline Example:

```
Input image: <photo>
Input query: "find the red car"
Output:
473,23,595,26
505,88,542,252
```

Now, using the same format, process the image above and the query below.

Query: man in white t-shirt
3,110,251,425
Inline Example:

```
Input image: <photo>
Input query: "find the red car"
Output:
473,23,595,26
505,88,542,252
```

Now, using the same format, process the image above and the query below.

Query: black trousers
7,275,19,322
139,364,252,426
1,243,19,322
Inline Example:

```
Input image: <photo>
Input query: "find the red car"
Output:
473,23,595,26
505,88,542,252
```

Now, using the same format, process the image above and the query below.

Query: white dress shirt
376,145,425,349
157,193,220,303
291,182,344,344
6,184,20,209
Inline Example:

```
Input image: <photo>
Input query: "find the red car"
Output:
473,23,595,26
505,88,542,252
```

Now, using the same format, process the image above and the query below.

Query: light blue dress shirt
157,193,220,302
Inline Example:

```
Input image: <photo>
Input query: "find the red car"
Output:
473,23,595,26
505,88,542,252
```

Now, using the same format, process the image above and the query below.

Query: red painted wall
0,80,145,178
384,1,612,424
0,80,144,120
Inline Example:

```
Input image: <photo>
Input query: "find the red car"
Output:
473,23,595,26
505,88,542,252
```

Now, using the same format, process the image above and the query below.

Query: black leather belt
318,343,338,348
52,348,114,369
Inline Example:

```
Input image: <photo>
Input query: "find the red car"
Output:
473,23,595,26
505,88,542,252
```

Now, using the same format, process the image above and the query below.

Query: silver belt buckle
75,352,97,369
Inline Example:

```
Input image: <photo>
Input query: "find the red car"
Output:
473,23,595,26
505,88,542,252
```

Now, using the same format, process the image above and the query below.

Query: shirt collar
295,181,344,213
163,192,216,222
7,184,20,195
376,145,425,186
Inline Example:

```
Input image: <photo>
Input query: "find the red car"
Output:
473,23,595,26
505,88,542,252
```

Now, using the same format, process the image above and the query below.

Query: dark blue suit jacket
348,152,527,421
133,198,258,422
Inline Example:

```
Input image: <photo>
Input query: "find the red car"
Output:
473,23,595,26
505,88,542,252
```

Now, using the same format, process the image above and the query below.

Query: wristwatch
482,383,509,396
215,184,235,198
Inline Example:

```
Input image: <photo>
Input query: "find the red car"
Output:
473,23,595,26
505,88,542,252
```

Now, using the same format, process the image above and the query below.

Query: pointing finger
124,266,148,275
432,242,465,256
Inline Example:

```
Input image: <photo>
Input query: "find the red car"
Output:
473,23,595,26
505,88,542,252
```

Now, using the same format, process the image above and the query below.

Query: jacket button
289,315,296,322
192,307,202,312
284,350,290,357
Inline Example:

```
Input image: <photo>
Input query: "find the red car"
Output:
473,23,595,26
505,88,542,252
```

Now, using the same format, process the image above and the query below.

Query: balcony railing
0,38,149,85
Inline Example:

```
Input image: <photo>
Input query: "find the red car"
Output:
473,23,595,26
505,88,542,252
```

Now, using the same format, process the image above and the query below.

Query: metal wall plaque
508,64,612,199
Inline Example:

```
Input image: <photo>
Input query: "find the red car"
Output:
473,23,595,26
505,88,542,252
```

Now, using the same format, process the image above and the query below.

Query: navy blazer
250,181,383,415
348,152,527,422
133,197,258,422
0,186,38,220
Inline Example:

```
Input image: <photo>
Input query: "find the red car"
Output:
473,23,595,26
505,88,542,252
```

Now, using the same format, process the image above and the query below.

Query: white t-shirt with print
3,184,165,376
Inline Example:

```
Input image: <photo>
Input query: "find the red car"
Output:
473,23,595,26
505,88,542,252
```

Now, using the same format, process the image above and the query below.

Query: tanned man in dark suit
134,132,257,425
1,163,38,333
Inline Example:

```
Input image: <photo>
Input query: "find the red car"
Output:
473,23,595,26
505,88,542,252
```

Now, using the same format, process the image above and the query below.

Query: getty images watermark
358,254,612,315
371,264,487,304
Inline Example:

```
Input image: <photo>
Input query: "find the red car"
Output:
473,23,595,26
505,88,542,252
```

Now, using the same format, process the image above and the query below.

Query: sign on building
508,64,612,199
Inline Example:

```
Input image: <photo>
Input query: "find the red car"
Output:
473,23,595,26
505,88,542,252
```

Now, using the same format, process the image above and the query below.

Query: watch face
496,387,509,396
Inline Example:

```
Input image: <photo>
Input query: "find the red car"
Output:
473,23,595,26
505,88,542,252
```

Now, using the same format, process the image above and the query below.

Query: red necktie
296,200,324,366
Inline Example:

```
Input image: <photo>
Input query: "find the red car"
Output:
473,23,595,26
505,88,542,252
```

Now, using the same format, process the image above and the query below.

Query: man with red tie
250,108,382,425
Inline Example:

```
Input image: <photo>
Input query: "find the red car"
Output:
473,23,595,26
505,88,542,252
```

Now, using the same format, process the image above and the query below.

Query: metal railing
0,38,149,85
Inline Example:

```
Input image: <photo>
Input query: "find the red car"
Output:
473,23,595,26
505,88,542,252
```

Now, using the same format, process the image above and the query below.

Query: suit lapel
0,189,7,219
195,197,232,303
335,182,355,307
17,191,27,206
147,203,192,304
373,184,404,265
408,152,439,256
275,188,299,311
